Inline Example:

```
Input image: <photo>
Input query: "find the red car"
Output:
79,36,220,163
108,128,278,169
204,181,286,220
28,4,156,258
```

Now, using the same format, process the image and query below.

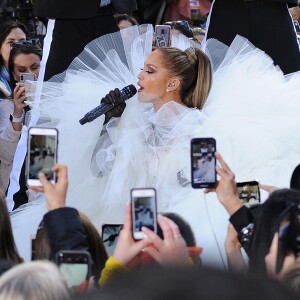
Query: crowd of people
1,0,300,299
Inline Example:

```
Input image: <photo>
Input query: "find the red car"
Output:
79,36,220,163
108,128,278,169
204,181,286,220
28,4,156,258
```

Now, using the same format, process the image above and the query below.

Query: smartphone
155,25,171,47
27,127,58,186
191,138,216,189
55,250,91,287
101,224,123,257
131,188,157,240
19,72,35,82
236,181,261,208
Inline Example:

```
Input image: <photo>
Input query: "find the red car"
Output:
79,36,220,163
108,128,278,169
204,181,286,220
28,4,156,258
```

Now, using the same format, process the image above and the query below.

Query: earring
171,82,175,87
166,88,170,93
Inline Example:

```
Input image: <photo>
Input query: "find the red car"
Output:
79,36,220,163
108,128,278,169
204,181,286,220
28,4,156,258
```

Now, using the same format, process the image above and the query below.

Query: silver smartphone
19,72,35,82
27,127,58,186
155,25,171,47
131,188,157,240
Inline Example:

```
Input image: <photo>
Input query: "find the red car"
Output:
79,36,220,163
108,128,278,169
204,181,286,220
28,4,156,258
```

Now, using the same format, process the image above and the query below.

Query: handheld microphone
79,84,137,125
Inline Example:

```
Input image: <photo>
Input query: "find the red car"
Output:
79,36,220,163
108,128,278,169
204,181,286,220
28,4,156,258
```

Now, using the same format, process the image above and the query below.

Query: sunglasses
164,21,191,31
11,38,41,48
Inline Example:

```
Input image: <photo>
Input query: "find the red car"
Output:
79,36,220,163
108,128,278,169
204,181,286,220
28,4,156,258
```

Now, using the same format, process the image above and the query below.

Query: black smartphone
101,224,123,257
131,188,157,240
155,25,171,47
27,127,58,186
55,250,92,287
236,181,261,208
191,138,216,189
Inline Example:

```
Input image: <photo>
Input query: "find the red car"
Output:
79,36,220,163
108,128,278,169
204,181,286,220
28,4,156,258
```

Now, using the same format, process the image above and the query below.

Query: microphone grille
121,84,137,100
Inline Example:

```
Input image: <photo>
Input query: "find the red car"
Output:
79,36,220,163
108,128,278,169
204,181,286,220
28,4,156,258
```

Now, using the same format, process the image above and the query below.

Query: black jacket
34,0,138,19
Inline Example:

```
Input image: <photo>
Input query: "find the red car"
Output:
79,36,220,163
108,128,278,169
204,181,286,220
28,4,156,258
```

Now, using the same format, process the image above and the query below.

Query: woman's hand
29,164,69,211
113,203,150,265
142,215,189,266
204,152,242,216
102,88,126,124
13,83,27,117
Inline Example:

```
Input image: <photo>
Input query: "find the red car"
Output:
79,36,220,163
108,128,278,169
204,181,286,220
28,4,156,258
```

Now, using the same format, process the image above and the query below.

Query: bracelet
10,112,24,123
237,223,254,252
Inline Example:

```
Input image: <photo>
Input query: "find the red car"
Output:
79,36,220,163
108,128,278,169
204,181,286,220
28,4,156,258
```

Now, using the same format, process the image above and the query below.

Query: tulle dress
10,25,300,268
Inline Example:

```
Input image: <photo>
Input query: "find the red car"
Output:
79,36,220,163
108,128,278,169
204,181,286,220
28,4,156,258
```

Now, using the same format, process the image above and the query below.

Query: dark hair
0,190,23,264
164,21,194,38
115,14,139,26
8,43,42,89
0,20,28,69
249,189,300,274
158,213,196,247
35,211,108,278
157,47,212,109
75,266,298,300
290,164,300,191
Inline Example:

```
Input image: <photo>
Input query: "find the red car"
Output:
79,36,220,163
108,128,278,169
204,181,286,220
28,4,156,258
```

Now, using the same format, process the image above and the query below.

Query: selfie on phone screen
191,138,216,188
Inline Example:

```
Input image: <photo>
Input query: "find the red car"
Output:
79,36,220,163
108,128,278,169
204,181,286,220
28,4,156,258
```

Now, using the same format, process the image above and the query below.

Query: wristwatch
10,113,24,123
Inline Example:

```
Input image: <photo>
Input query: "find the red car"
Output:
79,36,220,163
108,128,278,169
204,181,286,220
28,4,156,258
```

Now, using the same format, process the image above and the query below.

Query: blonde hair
0,261,70,300
157,47,212,110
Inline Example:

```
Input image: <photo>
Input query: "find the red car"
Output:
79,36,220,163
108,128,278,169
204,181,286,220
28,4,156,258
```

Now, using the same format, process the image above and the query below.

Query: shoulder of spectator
99,256,130,287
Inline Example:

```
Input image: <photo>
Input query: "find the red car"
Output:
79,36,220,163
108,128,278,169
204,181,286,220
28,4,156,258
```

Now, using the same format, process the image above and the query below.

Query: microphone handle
79,101,115,125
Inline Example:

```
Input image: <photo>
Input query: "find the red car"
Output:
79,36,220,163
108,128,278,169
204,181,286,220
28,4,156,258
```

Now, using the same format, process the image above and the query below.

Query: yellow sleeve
99,256,130,286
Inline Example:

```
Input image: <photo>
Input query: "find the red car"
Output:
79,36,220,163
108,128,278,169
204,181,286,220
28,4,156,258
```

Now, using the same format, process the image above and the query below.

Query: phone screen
191,138,216,188
131,188,157,240
101,224,123,257
27,128,58,186
236,181,261,208
56,251,91,288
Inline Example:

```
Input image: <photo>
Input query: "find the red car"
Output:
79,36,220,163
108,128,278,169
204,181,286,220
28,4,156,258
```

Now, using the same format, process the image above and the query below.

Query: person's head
0,261,70,300
137,46,212,110
75,266,298,300
0,20,28,70
34,212,108,277
290,164,300,191
115,14,139,29
249,189,300,277
158,213,195,247
164,21,194,39
0,189,23,264
192,27,206,43
8,42,42,88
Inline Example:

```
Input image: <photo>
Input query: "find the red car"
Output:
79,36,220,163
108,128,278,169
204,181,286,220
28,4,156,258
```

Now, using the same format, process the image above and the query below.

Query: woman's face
137,50,171,103
12,53,41,82
0,28,26,69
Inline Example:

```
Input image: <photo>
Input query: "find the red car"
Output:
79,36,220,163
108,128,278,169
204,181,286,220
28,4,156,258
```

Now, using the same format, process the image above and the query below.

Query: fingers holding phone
13,83,27,115
142,215,189,266
112,203,150,265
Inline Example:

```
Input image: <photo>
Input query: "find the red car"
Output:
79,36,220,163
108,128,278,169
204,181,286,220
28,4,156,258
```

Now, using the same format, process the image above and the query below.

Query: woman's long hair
0,190,23,263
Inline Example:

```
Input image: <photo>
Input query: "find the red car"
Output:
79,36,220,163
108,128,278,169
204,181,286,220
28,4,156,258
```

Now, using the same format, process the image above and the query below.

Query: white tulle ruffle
11,26,300,268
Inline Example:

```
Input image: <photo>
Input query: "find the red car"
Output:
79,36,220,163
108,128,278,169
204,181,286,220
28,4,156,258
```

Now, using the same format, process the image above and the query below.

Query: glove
102,88,126,125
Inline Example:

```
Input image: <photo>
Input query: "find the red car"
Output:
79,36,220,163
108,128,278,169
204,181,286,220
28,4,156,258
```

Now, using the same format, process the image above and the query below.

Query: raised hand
29,164,68,211
204,152,242,216
102,88,126,124
113,203,150,265
142,214,189,266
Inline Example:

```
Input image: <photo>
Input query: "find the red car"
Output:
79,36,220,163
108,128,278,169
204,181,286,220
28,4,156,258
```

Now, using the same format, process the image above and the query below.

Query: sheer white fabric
11,26,300,268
